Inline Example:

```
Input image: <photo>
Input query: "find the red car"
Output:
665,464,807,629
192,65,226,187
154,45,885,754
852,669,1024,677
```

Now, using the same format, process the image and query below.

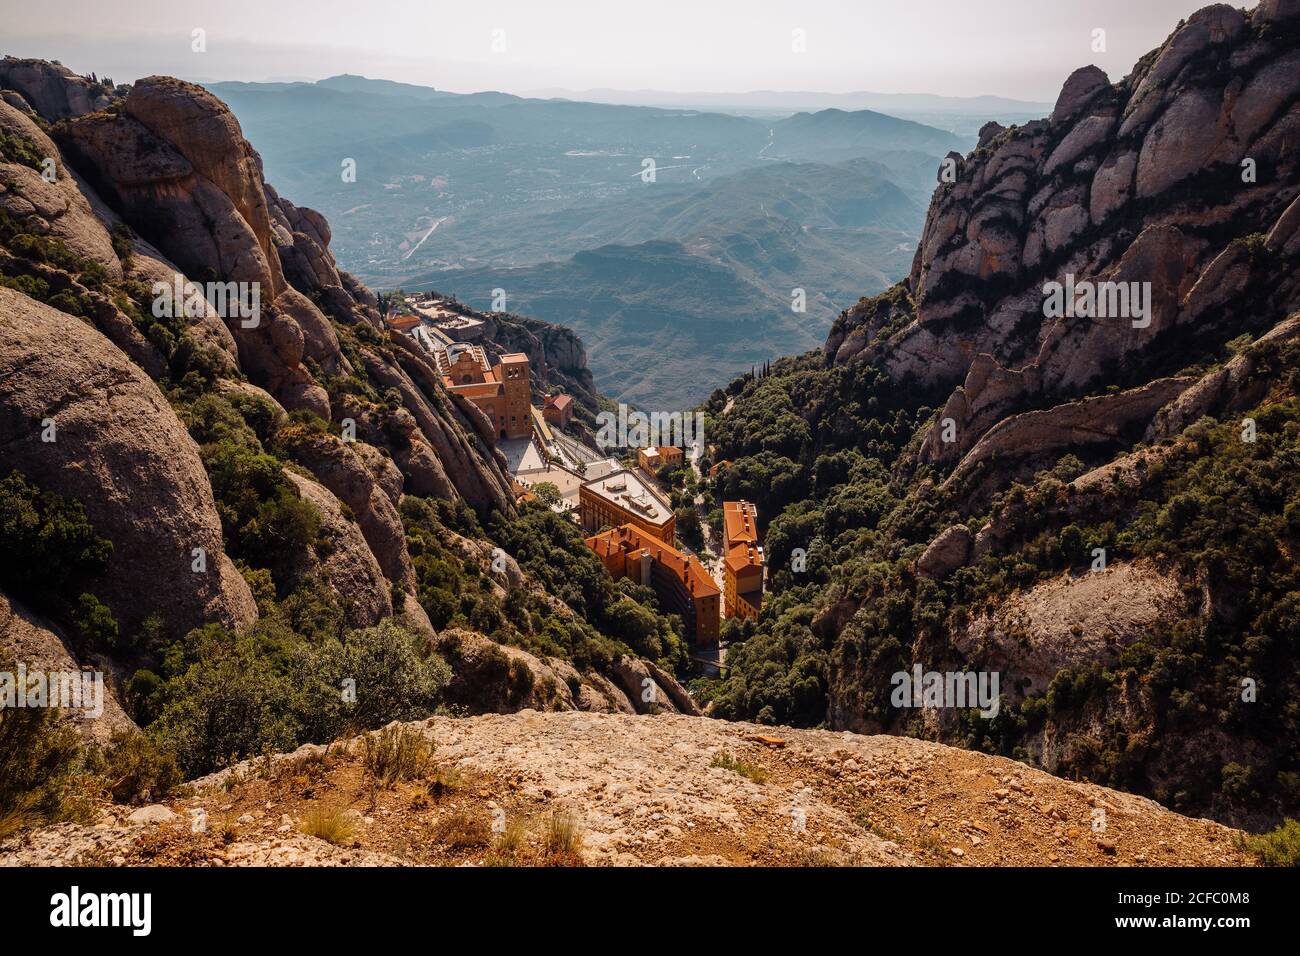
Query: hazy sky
6,0,1215,101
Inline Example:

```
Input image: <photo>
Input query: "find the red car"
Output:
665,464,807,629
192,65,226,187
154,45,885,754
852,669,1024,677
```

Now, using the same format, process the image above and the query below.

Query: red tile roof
586,524,719,598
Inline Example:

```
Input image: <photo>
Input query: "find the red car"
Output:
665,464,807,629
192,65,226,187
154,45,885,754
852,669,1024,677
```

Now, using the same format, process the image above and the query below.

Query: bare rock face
0,288,257,638
831,3,1300,431
957,562,1191,697
1147,312,1300,439
610,656,699,715
379,337,514,511
939,377,1196,507
1259,0,1300,21
282,472,393,629
0,58,110,119
280,431,416,591
56,97,329,418
124,77,286,294
0,590,138,743
0,102,121,276
916,525,973,580
8,64,516,515
1051,65,1112,123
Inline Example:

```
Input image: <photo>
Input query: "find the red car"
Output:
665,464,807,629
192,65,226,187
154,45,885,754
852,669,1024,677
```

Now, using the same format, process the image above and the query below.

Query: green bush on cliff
0,469,113,624
0,653,93,839
146,607,449,777
201,440,321,587
708,338,1300,822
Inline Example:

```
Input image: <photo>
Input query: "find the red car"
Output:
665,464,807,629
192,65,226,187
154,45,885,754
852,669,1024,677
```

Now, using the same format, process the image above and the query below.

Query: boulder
0,287,257,638
283,471,393,628
1051,66,1110,123
916,525,974,579
0,58,110,120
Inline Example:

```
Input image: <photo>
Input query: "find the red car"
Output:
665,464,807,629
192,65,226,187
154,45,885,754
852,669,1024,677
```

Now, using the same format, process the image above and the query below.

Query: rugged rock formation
828,1,1300,471
282,472,393,629
1,59,686,769
0,288,257,637
48,74,513,511
717,2,1300,829
0,591,137,743
916,524,973,580
432,631,692,717
0,58,111,120
824,0,1300,558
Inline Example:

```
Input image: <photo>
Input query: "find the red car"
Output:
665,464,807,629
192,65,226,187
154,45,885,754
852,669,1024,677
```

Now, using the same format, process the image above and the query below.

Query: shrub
86,730,181,805
430,809,491,848
0,470,112,612
709,751,769,783
72,593,119,650
0,653,91,839
289,619,450,743
148,628,300,777
542,809,583,862
201,441,321,581
1241,818,1300,867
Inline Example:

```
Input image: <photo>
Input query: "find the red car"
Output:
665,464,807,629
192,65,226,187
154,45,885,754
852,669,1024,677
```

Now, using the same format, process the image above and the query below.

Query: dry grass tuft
298,806,356,846
362,725,434,792
542,809,584,863
430,809,491,848
710,752,769,783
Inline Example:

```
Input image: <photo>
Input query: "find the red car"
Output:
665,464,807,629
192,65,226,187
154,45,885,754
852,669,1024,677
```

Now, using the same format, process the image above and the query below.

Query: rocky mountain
3,2,1297,866
0,712,1250,867
0,58,702,813
705,0,1300,831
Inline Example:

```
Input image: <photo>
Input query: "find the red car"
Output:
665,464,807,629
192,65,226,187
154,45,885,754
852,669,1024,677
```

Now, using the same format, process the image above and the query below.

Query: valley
1,0,1299,881
209,76,982,407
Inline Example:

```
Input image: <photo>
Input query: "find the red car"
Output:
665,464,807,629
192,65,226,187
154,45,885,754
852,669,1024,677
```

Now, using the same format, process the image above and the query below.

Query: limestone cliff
827,1,1300,499
0,61,692,769
713,1,1300,829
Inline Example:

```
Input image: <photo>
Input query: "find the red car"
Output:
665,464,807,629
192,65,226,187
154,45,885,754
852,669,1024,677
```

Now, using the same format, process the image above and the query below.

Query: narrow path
402,216,447,260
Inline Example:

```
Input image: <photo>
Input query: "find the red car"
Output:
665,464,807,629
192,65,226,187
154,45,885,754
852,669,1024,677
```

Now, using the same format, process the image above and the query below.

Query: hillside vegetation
702,2,1300,830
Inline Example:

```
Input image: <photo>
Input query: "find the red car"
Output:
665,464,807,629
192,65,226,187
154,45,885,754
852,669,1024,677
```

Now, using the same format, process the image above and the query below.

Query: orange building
434,344,532,439
384,313,421,334
637,445,684,473
586,524,720,644
543,393,573,428
579,469,675,544
722,500,763,621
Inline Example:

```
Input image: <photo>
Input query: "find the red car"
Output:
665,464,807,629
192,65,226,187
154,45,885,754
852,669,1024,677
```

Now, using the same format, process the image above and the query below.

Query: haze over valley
211,75,996,406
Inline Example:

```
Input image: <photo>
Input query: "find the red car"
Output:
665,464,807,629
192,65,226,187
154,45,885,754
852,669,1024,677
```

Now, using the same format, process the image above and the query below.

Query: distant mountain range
405,159,924,405
523,86,1053,115
208,73,969,406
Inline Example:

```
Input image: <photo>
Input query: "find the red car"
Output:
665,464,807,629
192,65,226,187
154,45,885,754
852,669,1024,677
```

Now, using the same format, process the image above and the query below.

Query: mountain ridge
705,0,1300,830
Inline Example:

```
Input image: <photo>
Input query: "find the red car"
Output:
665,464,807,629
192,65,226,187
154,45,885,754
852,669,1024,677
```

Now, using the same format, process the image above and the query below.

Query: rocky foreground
1,712,1250,867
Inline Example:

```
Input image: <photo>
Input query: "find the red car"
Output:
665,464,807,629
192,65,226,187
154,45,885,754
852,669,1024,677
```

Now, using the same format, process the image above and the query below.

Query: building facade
543,393,573,428
722,500,763,621
433,343,532,440
586,524,720,644
579,469,675,544
637,445,684,473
